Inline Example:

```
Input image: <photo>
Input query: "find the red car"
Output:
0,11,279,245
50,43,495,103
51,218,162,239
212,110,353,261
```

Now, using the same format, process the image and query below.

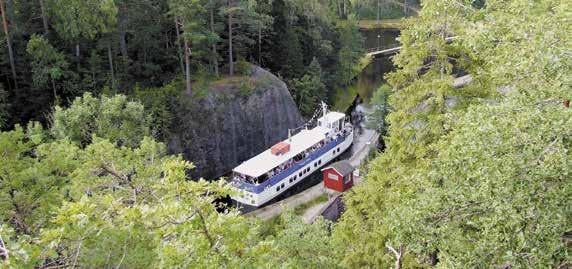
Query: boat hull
232,132,354,207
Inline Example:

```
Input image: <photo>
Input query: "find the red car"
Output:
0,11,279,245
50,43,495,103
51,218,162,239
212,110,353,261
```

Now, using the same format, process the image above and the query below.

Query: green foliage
290,58,326,116
132,82,182,140
366,84,391,135
333,0,572,268
0,124,77,238
26,35,69,97
51,93,150,147
235,60,253,76
260,212,340,268
47,0,118,40
0,86,9,129
333,17,365,87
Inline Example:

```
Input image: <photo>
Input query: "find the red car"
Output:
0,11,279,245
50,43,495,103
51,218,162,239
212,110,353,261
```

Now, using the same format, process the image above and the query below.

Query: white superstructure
231,104,353,207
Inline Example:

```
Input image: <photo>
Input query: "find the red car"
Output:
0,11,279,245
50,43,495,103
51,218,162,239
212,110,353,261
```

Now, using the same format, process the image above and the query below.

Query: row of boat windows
275,147,342,193
276,159,324,192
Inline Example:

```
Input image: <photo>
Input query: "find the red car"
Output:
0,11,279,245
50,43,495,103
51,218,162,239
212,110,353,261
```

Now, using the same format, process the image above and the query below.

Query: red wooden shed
321,160,354,192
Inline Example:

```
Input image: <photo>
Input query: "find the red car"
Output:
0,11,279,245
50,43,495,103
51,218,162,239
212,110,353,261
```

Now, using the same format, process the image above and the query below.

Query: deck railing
234,133,350,194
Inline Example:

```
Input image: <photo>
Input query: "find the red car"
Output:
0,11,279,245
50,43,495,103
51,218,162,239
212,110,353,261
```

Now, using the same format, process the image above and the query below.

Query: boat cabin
317,111,346,132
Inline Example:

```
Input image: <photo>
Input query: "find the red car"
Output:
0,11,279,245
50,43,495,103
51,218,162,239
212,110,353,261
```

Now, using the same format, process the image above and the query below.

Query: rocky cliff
168,66,303,179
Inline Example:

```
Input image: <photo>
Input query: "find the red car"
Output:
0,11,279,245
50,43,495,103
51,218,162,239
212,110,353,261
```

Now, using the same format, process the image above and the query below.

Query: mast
321,102,328,127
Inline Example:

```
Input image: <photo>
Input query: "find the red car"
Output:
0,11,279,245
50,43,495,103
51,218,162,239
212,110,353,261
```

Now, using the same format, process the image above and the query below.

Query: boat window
294,175,297,180
314,162,317,167
281,183,285,188
258,174,269,184
276,186,280,191
318,160,322,165
299,172,302,177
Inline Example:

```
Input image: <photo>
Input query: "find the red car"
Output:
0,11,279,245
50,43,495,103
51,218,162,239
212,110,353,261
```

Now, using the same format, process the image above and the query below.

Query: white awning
233,126,330,178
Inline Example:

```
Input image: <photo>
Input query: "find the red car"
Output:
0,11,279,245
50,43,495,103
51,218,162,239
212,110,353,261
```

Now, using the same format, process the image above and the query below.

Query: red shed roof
321,160,354,177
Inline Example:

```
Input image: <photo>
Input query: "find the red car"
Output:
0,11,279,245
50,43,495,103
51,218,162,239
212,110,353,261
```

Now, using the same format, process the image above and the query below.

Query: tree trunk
118,5,129,68
387,244,405,269
50,78,56,100
174,17,185,74
39,0,49,34
0,0,17,89
184,38,191,95
258,24,262,66
107,41,115,90
209,2,219,77
119,31,128,65
75,43,80,71
228,10,234,76
403,0,407,16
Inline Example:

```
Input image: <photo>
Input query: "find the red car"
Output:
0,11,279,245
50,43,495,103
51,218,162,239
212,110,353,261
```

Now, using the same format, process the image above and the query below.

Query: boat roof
233,125,331,178
319,111,346,124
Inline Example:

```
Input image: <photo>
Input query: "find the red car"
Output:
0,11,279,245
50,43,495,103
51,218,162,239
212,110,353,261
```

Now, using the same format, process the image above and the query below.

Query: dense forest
1,0,571,268
0,0,405,128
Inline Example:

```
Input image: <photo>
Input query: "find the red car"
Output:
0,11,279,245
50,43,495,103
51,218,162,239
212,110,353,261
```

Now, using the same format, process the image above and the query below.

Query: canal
333,28,400,110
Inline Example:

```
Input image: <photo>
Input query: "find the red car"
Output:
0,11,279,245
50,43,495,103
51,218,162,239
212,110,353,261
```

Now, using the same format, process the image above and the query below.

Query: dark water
362,28,400,50
333,29,400,110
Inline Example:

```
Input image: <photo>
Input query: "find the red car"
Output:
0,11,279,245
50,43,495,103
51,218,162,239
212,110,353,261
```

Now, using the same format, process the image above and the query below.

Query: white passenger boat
231,103,354,207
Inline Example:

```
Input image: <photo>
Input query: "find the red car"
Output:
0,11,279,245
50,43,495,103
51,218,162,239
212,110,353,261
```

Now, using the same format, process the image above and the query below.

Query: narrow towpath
246,104,379,220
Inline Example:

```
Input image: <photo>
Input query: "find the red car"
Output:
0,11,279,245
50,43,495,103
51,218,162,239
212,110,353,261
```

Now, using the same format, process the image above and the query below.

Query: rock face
168,66,303,179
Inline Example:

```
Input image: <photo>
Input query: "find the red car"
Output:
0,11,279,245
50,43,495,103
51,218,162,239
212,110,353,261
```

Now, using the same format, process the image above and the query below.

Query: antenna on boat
288,129,292,142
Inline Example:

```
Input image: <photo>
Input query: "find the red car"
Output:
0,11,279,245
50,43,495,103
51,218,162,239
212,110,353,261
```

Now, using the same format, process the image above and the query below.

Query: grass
257,193,330,238
293,193,330,216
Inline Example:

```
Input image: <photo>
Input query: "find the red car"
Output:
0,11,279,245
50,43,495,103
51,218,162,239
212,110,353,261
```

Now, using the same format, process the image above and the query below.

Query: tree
259,212,340,268
333,0,571,268
290,58,326,116
26,35,69,100
334,16,364,87
46,0,117,69
0,123,77,238
168,0,211,95
0,0,17,89
366,84,391,136
51,92,150,148
223,0,268,76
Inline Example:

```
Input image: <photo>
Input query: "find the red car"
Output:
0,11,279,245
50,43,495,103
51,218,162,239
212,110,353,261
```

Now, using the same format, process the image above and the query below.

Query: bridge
365,43,402,57
366,36,457,57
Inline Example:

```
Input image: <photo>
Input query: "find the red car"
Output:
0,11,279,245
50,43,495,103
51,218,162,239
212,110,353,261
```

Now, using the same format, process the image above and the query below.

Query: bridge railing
366,36,457,54
365,43,401,53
